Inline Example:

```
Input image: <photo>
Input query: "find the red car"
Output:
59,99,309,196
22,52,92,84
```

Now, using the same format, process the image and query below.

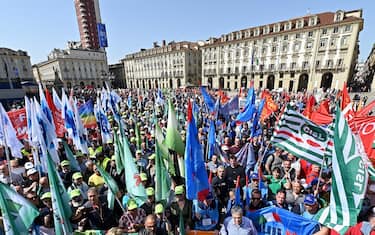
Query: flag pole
314,155,326,197
1,114,13,184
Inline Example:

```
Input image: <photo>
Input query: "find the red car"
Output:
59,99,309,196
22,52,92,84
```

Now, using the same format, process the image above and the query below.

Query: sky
0,0,374,65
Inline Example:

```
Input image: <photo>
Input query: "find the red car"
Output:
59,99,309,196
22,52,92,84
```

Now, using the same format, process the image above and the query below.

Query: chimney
162,40,166,46
153,42,159,48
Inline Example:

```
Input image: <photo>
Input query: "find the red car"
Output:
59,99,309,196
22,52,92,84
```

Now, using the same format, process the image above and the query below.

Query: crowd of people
0,87,374,235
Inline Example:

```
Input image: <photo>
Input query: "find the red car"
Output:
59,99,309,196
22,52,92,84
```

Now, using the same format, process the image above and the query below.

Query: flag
271,104,333,166
0,183,40,235
155,140,171,202
0,103,25,159
62,141,81,172
122,135,147,206
78,99,97,129
127,95,132,108
234,175,242,206
356,100,375,117
310,99,333,125
260,91,278,122
96,165,120,210
341,83,355,121
185,100,209,201
251,99,265,138
46,88,65,137
7,108,27,140
135,121,142,150
220,95,239,117
303,95,316,119
95,97,112,144
179,210,186,235
164,99,185,156
155,122,175,176
247,207,319,234
236,143,257,175
207,120,216,160
200,86,216,112
72,98,89,154
46,153,73,235
155,89,165,106
317,105,369,234
39,84,54,126
113,130,124,174
62,90,79,147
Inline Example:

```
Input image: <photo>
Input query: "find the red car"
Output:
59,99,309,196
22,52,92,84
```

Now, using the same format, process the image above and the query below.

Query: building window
259,80,263,88
291,72,295,78
344,25,352,32
280,63,286,70
308,31,313,37
260,73,264,78
291,62,296,69
262,47,267,54
330,38,337,47
293,42,300,52
316,60,320,68
270,64,275,70
320,39,327,48
272,46,277,53
333,26,339,34
337,58,343,67
280,72,284,78
296,33,301,39
273,37,277,42
279,80,283,88
327,59,333,67
306,41,313,49
341,36,349,46
235,67,239,73
282,44,288,52
322,28,328,35
302,61,309,69
227,68,231,73
284,35,288,40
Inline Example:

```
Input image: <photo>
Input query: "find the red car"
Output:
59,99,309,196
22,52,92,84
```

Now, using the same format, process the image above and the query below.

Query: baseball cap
24,162,34,170
41,192,51,200
127,199,138,210
148,154,155,160
304,194,317,206
70,189,81,199
250,173,260,180
146,187,155,196
75,151,83,158
72,172,83,180
140,173,148,181
175,185,184,195
136,150,142,154
155,203,164,214
61,160,70,167
26,168,38,176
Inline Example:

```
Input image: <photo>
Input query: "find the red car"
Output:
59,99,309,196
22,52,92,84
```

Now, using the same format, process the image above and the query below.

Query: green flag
122,135,147,206
155,122,175,176
113,130,124,174
164,99,185,156
155,140,171,202
0,183,39,235
96,165,119,210
135,122,142,150
179,210,186,235
47,153,73,235
317,105,368,234
62,141,81,172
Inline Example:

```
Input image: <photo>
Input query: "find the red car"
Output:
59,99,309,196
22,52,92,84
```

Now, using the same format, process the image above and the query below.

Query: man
138,214,167,235
220,206,257,235
193,192,219,231
248,189,266,212
68,172,89,200
302,194,321,220
346,205,375,234
166,185,193,232
225,155,246,189
141,187,155,215
268,189,289,210
0,163,24,186
59,160,73,188
119,198,146,233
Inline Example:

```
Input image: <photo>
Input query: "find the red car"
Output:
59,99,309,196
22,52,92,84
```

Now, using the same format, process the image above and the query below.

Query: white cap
26,168,38,176
24,162,34,170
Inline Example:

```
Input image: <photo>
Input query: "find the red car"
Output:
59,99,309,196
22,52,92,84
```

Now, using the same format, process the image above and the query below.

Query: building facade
201,9,363,92
122,41,202,89
0,48,34,102
109,63,126,88
33,42,109,90
74,0,101,49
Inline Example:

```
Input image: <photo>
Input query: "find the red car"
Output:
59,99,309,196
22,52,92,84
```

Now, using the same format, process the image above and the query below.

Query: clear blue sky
0,0,374,65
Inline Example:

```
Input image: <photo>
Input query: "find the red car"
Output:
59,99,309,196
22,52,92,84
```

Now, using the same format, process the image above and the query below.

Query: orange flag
303,95,316,119
260,91,278,122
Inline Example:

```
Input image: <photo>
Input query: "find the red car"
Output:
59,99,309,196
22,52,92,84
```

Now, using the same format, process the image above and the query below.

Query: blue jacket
193,199,219,231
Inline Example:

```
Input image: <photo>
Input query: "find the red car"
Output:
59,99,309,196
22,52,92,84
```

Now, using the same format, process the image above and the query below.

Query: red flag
310,112,333,125
341,82,351,110
349,116,375,162
260,91,278,122
356,100,375,117
208,171,213,185
303,95,316,119
317,99,330,115
7,108,27,140
45,88,65,137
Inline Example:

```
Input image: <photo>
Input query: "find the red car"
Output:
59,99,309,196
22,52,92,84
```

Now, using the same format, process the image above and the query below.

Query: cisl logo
301,123,327,142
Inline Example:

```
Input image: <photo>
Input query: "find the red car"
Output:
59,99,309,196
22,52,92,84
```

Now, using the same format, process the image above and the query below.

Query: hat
72,172,83,180
41,192,51,200
175,185,184,195
136,150,142,154
24,162,34,170
75,151,83,158
130,137,136,143
146,187,155,196
222,145,229,151
111,155,116,161
127,199,138,210
70,189,81,199
148,154,155,160
304,194,317,206
140,173,148,181
26,168,38,176
95,146,103,154
250,173,260,180
61,160,70,167
155,203,164,214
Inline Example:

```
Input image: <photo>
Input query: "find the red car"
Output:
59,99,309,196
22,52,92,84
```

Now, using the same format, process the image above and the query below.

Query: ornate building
201,9,363,92
0,48,34,102
122,41,201,89
33,41,109,90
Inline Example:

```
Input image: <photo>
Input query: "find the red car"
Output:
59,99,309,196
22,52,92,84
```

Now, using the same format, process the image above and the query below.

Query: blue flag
207,120,216,160
200,87,216,112
251,99,265,138
185,100,209,201
236,143,256,176
221,95,239,118
246,207,319,235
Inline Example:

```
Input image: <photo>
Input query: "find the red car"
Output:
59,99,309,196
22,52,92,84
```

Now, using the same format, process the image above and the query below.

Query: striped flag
317,105,368,234
271,105,332,166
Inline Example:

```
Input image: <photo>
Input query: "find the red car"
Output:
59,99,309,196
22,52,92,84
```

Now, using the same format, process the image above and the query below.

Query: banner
7,108,27,140
349,116,375,161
